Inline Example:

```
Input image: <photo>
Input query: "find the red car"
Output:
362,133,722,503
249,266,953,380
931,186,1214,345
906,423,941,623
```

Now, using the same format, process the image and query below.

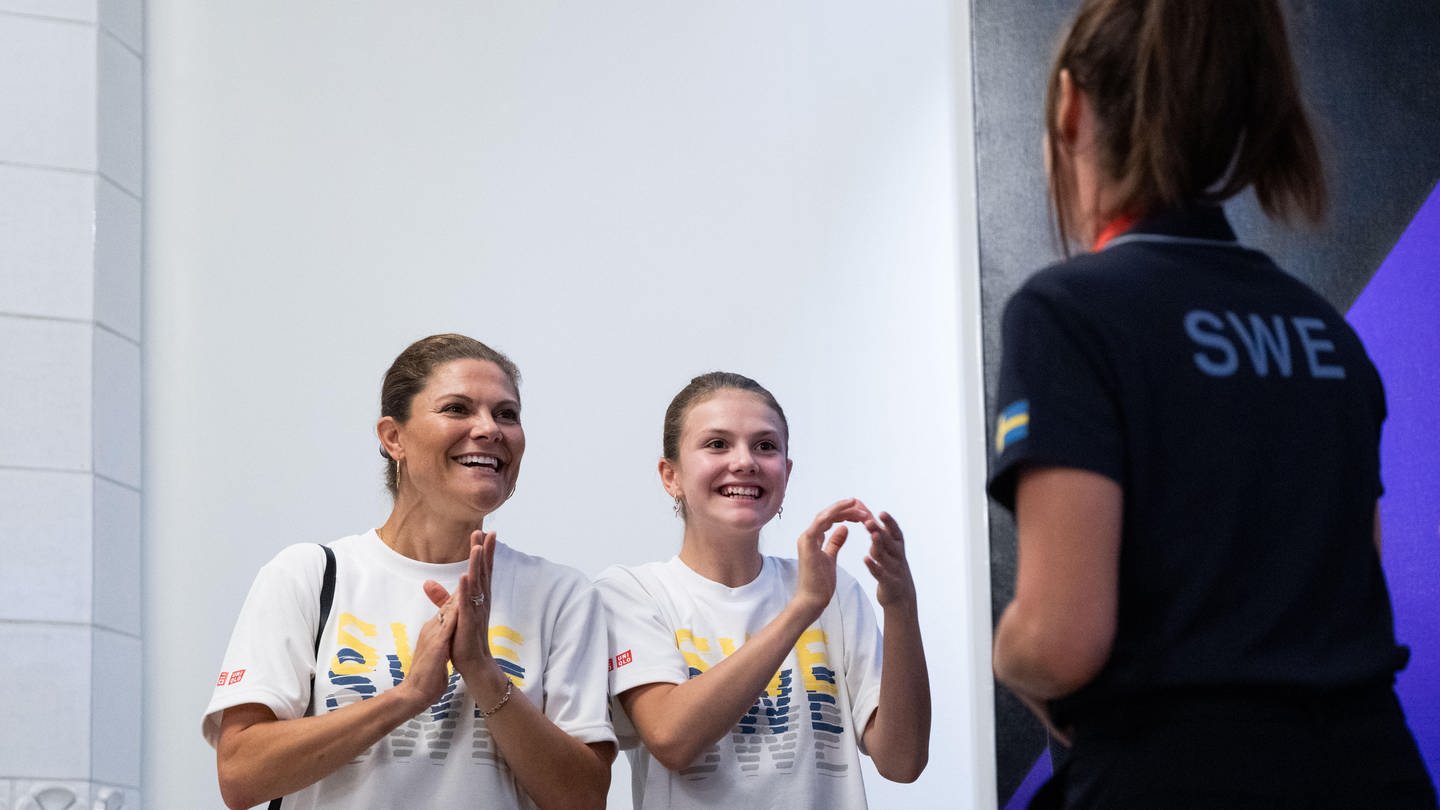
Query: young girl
989,2,1435,807
595,372,930,808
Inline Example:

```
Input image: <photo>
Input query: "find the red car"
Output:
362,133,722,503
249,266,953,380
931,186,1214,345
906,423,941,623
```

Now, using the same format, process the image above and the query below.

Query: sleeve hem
988,453,1123,510
200,685,301,747
612,667,689,696
851,687,882,755
554,721,619,746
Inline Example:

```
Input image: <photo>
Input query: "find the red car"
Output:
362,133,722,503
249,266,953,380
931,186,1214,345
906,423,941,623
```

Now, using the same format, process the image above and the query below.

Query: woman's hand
794,498,873,618
426,530,615,808
455,530,498,668
862,511,917,609
395,597,459,711
425,530,511,702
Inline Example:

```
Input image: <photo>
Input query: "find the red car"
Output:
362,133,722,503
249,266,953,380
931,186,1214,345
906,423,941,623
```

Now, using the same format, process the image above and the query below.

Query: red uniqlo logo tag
615,650,633,668
216,671,229,687
227,669,246,685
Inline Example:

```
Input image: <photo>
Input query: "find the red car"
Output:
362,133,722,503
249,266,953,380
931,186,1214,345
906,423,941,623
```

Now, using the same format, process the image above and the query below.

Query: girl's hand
794,498,873,617
862,511,917,609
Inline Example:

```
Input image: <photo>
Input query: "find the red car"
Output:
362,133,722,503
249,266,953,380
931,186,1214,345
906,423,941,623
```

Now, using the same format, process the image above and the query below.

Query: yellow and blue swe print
325,612,530,765
673,626,851,781
596,556,883,807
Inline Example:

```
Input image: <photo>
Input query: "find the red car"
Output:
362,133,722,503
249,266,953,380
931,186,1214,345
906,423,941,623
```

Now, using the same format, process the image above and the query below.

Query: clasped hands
401,530,511,711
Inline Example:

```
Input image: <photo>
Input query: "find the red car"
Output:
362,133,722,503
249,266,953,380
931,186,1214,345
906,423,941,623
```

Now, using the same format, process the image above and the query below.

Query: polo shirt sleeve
987,278,1124,511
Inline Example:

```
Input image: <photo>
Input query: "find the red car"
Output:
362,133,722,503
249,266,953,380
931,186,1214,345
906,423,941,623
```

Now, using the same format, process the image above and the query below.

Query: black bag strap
314,544,337,655
267,544,337,810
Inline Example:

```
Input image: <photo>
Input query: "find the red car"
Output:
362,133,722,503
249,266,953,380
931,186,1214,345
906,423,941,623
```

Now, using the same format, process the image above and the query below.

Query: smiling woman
377,356,526,538
201,333,616,810
593,371,933,809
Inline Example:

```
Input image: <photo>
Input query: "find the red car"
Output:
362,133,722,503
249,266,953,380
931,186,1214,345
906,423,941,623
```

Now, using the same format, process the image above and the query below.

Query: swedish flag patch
995,399,1029,453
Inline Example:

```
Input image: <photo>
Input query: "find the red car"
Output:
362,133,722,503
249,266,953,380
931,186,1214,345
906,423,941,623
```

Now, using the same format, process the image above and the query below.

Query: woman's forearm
863,599,931,782
218,604,455,810
995,467,1122,701
459,663,614,810
993,599,1099,700
216,687,432,810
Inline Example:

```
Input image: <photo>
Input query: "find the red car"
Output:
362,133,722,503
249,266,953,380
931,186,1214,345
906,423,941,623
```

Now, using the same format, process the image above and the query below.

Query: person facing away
595,371,932,809
989,1,1436,807
204,333,615,809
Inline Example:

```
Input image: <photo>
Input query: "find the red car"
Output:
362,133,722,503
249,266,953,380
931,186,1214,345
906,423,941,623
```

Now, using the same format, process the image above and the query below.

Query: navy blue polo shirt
988,205,1404,720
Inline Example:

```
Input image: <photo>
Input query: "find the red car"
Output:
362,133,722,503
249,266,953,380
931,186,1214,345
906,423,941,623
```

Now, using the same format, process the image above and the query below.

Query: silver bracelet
479,679,513,719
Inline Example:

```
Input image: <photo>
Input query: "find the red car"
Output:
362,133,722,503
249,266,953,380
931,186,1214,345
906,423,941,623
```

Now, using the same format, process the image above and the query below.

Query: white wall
0,3,144,807
145,2,991,807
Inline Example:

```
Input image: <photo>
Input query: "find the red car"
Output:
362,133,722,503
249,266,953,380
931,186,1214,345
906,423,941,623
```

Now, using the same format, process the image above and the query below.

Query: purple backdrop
1347,181,1440,790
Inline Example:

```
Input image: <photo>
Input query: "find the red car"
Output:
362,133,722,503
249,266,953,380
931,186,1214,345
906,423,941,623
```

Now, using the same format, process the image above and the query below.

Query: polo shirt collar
1102,204,1239,251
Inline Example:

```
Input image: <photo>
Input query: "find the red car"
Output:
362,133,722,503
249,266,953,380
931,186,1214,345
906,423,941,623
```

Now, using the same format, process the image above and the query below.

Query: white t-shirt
594,556,883,810
203,530,614,809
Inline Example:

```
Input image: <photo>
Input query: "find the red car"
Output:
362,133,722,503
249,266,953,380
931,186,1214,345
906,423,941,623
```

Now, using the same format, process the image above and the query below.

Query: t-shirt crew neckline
667,554,775,597
361,528,472,578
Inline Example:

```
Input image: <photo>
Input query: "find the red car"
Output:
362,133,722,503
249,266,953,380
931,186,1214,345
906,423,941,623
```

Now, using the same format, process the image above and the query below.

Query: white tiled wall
93,327,142,487
0,164,95,320
1,3,144,804
91,629,142,787
98,28,142,194
100,0,143,53
0,469,93,623
95,177,143,341
0,317,93,471
93,476,142,636
0,14,96,170
92,475,141,634
0,1,96,23
0,624,93,777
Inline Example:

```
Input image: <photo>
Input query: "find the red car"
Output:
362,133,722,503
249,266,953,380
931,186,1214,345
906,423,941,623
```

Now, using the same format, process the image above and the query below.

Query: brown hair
379,333,521,497
662,371,790,463
1045,0,1326,248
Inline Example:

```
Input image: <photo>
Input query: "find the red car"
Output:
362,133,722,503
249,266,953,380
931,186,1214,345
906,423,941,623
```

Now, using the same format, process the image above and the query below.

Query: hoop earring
672,496,683,518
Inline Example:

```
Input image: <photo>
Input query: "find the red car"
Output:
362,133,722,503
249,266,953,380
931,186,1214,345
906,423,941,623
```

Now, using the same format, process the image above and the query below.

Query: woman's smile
395,358,526,517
